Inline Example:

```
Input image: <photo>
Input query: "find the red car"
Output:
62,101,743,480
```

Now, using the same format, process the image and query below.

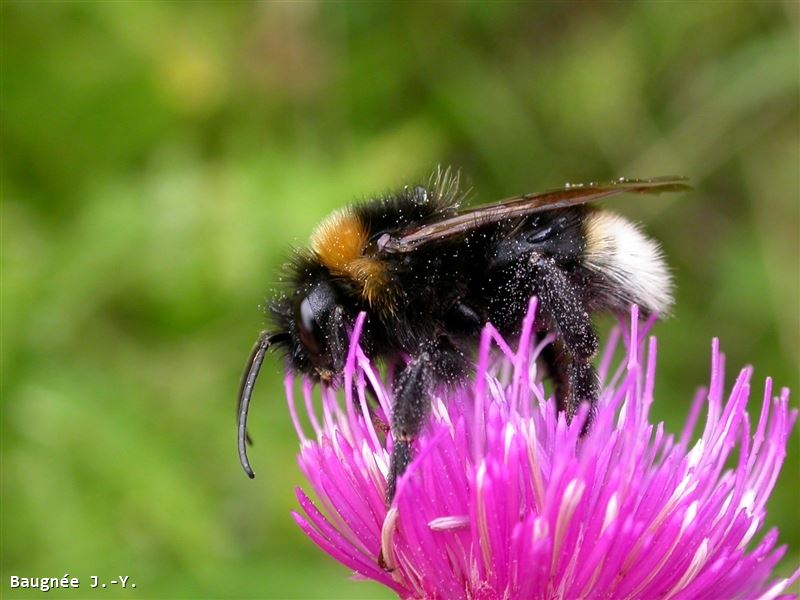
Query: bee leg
570,360,599,434
380,342,468,569
328,306,390,432
386,351,432,503
533,256,599,430
386,341,469,503
362,378,390,434
444,300,484,335
539,341,569,405
328,305,348,374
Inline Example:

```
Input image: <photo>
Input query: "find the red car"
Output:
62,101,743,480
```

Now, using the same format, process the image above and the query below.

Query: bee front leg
329,306,387,430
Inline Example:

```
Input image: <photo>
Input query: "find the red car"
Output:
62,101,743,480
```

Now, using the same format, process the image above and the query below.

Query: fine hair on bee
237,167,689,504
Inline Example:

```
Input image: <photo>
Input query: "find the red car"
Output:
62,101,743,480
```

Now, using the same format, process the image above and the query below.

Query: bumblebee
238,169,688,501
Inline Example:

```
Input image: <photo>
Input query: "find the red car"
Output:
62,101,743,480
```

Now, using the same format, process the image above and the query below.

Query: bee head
270,268,350,383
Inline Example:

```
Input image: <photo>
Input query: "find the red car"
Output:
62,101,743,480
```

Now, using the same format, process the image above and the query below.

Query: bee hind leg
532,256,599,432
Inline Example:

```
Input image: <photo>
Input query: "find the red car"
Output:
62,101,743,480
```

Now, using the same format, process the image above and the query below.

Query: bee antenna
237,331,287,479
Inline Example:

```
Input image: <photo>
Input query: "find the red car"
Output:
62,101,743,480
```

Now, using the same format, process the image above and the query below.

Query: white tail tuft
584,211,674,315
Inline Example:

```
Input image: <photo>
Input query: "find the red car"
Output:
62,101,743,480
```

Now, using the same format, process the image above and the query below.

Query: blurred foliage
2,2,798,598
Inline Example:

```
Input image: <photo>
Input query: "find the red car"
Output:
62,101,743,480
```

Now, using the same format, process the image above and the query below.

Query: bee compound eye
297,296,323,356
299,297,316,334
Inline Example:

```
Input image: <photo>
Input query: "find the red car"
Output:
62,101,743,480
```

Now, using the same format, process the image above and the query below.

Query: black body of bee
237,169,688,502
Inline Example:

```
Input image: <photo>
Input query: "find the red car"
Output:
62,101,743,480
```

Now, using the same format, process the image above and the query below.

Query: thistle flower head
289,299,798,599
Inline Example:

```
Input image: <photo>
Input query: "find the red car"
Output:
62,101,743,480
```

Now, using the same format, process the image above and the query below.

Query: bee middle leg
386,351,432,503
386,340,468,503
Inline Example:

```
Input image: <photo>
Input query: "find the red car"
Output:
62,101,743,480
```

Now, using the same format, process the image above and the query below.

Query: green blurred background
2,2,798,598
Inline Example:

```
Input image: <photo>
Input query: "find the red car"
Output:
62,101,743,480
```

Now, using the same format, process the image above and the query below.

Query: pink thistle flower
288,299,799,599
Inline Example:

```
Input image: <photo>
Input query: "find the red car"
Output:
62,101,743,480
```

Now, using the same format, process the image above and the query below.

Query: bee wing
377,176,690,254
